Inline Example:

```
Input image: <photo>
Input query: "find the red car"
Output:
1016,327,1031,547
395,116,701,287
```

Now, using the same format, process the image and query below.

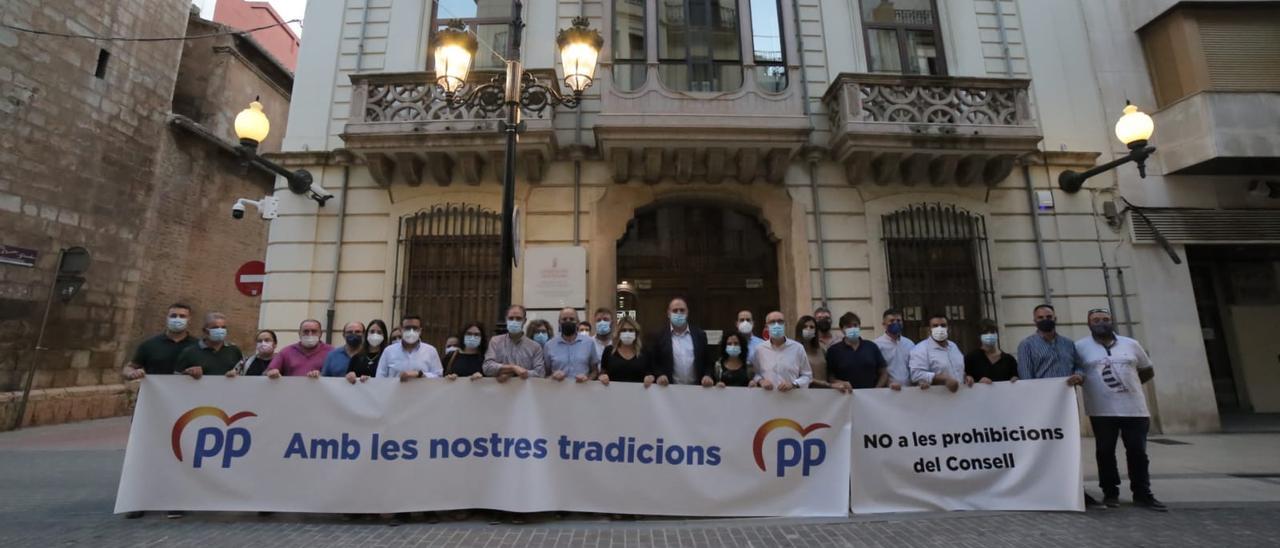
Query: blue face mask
208,327,227,342
844,327,861,340
887,321,904,336
725,345,741,357
533,332,549,344
506,320,524,335
345,334,363,347
768,323,786,339
669,312,687,328
595,320,611,336
464,335,481,349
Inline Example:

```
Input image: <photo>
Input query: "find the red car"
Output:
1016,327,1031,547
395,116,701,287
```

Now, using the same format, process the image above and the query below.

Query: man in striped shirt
1016,304,1085,385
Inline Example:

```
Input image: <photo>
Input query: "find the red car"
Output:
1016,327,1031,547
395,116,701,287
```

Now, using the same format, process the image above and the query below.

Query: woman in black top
599,317,652,384
715,332,752,387
445,321,487,379
237,329,277,376
964,319,1019,383
346,319,388,381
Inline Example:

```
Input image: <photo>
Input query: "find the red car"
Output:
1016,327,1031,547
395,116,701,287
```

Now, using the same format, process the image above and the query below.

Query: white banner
849,379,1083,513
115,377,851,517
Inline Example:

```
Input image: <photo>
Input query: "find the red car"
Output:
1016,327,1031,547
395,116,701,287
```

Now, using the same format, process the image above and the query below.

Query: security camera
308,182,335,206
231,196,280,220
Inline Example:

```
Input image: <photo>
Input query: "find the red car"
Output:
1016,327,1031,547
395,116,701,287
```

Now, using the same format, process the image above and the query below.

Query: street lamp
233,99,332,206
1059,102,1157,193
429,8,602,332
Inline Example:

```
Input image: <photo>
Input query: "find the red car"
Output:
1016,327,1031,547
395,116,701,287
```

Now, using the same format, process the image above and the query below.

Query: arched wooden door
616,201,779,340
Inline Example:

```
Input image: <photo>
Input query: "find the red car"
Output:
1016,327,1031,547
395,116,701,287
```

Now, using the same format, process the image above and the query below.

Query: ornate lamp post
1059,102,1157,192
429,6,602,331
233,99,331,205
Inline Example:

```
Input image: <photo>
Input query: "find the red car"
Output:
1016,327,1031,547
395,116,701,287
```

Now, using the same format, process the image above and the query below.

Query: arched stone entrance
587,185,811,336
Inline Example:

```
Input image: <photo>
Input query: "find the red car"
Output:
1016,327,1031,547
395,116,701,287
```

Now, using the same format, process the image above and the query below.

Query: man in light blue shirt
321,321,364,377
545,307,599,382
1016,304,1085,384
376,316,442,380
735,309,768,363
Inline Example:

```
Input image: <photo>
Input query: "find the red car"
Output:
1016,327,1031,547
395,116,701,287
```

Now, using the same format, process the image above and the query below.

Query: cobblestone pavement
3,449,1280,547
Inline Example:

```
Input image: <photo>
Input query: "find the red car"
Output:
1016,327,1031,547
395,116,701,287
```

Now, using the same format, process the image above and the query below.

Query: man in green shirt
123,303,198,380
174,312,243,378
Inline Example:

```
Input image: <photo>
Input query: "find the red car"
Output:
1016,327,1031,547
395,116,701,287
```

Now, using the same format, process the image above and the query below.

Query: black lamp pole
1058,140,1156,193
496,0,525,335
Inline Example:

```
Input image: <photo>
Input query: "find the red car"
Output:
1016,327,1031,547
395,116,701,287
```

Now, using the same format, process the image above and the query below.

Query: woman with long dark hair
346,319,389,383
445,321,487,379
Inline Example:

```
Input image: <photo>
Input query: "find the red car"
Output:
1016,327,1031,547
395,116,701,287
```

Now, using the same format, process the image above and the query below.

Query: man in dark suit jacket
650,297,714,387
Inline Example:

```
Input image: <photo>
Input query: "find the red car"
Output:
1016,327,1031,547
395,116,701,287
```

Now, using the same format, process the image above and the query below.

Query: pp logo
171,406,257,469
752,418,829,477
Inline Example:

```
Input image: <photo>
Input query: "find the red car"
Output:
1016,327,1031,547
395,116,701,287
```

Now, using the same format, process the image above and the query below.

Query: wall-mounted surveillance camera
308,182,335,206
231,196,280,220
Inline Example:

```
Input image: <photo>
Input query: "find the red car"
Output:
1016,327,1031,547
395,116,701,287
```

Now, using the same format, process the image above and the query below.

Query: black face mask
560,321,577,337
1090,323,1114,338
1035,319,1056,333
344,334,363,348
816,319,832,332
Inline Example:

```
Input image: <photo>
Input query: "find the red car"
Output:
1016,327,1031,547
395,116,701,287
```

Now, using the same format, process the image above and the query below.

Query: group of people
120,299,1163,520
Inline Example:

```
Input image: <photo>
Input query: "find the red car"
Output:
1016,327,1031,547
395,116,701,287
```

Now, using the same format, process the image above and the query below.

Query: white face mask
367,333,385,347
256,341,274,355
801,328,815,340
167,317,188,332
619,331,637,345
401,329,421,344
981,333,999,347
738,321,753,335
300,335,320,348
464,335,481,349
930,326,948,342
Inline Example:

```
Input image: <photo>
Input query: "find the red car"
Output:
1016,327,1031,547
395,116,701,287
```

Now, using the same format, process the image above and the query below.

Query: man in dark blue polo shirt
825,312,888,391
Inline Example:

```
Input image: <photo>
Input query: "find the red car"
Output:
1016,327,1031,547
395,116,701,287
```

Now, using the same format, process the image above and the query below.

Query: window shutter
1198,12,1280,91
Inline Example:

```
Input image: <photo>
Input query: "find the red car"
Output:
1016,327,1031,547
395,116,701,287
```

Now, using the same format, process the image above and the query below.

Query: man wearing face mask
591,308,614,362
1076,308,1164,512
749,311,812,391
1017,304,1085,386
907,314,969,393
734,310,768,364
653,297,713,387
321,321,366,377
813,307,844,352
265,319,334,378
483,305,547,381
825,312,887,392
122,303,198,381
545,307,600,383
173,312,243,379
442,336,460,360
376,315,443,381
872,308,914,390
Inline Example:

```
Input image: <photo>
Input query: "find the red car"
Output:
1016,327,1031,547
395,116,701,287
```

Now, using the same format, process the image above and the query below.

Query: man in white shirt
907,314,971,393
1076,308,1164,512
376,315,443,381
873,308,913,390
735,309,768,363
750,311,812,391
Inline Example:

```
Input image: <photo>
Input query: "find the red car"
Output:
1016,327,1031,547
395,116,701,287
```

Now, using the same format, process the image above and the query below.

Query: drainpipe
996,1,1051,304
792,0,828,308
326,0,368,343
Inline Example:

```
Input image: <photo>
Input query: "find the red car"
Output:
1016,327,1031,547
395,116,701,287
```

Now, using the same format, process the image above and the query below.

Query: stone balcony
1152,91,1280,176
594,65,812,184
342,71,558,186
822,73,1042,186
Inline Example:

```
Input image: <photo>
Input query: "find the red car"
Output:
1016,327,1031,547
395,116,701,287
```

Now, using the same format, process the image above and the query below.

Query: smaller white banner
849,379,1083,513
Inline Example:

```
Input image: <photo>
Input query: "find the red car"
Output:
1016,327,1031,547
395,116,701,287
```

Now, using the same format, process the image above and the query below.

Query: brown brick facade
0,1,291,427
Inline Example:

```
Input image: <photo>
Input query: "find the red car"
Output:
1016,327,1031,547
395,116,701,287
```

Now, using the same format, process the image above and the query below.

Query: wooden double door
616,202,779,342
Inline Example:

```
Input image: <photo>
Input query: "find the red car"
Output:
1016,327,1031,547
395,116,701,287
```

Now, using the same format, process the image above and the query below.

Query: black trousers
1090,416,1152,498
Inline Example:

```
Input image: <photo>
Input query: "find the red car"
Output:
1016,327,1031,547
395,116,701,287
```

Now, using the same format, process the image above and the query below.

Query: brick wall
0,2,285,412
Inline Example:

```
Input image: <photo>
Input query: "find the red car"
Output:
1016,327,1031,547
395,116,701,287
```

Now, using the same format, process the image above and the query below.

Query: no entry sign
235,261,265,297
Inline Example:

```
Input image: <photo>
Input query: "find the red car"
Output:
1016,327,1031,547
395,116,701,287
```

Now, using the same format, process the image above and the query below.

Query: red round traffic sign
235,261,266,297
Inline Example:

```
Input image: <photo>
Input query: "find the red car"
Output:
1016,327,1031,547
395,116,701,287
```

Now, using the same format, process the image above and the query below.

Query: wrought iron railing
349,71,557,126
824,73,1034,131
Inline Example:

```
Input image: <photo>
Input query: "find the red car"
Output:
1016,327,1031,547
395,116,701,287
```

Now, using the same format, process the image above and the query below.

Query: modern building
266,0,1280,433
0,0,291,429
193,0,302,71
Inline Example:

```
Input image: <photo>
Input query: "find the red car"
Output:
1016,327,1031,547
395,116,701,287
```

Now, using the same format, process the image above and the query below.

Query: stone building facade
0,0,291,429
266,0,1279,433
